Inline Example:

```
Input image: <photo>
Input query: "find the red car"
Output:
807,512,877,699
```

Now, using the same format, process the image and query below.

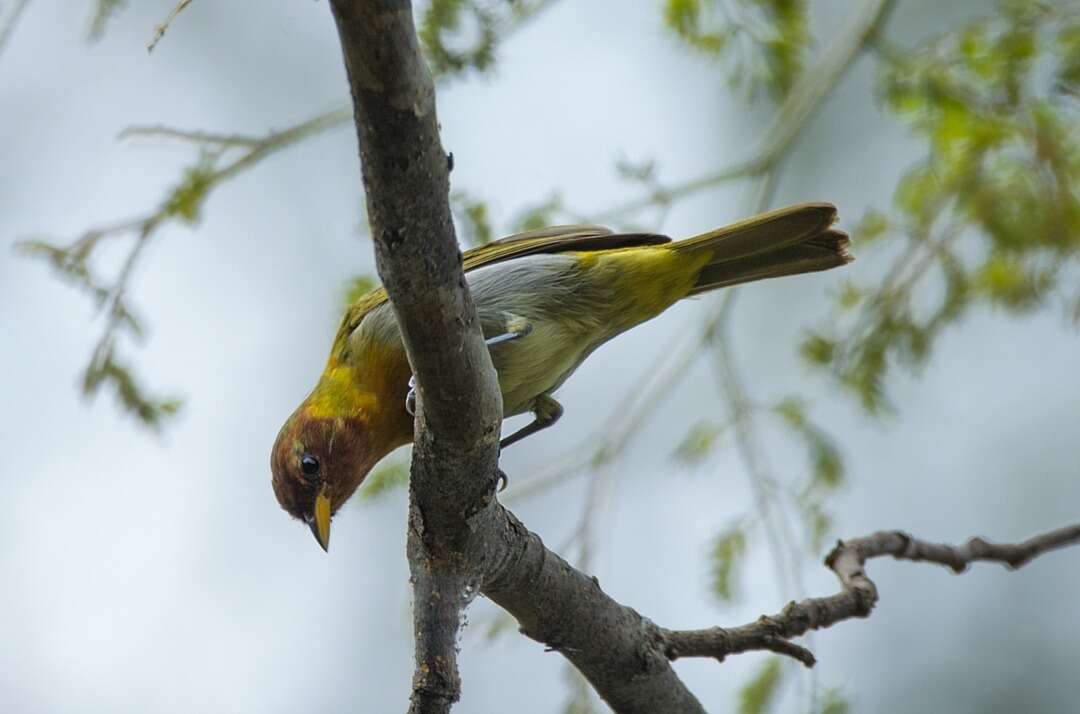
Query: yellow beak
309,488,332,552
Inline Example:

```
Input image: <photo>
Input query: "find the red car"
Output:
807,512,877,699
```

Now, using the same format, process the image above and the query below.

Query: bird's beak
309,487,332,552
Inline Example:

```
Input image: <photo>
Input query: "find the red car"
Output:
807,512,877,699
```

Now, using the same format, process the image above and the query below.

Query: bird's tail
672,203,852,296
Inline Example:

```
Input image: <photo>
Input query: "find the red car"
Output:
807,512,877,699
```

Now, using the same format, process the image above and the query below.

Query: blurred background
2,0,1079,712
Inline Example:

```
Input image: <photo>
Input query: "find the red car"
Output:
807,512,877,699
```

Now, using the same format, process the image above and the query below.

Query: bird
272,202,850,551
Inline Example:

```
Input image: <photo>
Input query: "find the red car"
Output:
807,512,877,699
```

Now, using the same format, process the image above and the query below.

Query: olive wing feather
331,225,671,350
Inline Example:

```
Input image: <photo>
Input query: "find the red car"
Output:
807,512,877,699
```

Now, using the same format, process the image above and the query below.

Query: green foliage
452,191,494,245
163,159,217,224
672,419,727,466
18,232,182,428
773,397,844,550
806,0,1080,411
773,398,843,491
513,193,564,232
818,689,851,714
852,208,890,244
663,0,809,99
738,658,783,714
664,0,729,54
341,274,378,309
359,458,410,501
420,0,498,76
83,345,182,429
709,527,746,601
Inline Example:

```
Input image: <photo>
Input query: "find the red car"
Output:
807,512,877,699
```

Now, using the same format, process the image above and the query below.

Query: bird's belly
491,320,590,417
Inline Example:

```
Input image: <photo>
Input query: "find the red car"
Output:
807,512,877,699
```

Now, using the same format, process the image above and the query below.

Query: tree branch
659,524,1080,669
326,2,706,711
327,3,502,713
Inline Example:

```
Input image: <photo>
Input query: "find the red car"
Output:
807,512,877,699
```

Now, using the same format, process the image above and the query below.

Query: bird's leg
484,312,533,346
493,396,563,492
404,313,533,416
500,394,564,450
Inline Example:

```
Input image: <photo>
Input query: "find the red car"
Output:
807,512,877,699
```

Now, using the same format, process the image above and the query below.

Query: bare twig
660,523,1080,668
148,0,194,53
119,125,262,148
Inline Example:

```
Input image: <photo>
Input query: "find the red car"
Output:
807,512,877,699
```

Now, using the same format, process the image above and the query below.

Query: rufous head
270,407,376,552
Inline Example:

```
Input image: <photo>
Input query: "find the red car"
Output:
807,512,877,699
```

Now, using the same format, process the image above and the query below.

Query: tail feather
687,229,851,295
672,203,852,295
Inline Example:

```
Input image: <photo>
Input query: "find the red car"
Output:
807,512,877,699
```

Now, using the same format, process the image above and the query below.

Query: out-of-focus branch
592,0,896,222
148,0,194,52
0,0,30,59
18,107,354,426
659,523,1080,668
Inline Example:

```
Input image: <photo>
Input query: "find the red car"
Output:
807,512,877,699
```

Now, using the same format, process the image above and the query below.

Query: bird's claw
405,375,417,416
496,469,509,492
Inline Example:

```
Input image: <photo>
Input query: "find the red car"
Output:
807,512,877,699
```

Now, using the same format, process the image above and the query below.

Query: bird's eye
299,453,320,479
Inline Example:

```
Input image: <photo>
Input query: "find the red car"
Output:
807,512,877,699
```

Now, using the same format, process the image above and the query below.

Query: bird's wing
332,225,672,348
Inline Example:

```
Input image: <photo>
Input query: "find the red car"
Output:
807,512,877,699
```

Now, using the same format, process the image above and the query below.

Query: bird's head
270,405,378,552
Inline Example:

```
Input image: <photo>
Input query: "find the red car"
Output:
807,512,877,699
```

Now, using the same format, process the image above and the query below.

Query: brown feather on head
270,406,379,551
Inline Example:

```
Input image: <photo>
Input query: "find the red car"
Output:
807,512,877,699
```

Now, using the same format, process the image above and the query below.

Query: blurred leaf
738,658,783,714
853,208,890,243
799,333,835,366
800,498,833,552
513,194,563,232
837,281,863,311
420,0,497,76
973,254,1052,311
342,274,378,309
664,0,728,54
811,0,1080,413
774,398,843,490
663,0,808,99
359,458,409,501
163,159,217,224
672,420,727,466
819,688,851,714
84,346,182,429
709,527,746,602
452,191,494,246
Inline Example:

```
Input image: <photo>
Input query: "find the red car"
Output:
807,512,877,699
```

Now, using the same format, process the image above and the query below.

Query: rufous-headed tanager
272,203,850,550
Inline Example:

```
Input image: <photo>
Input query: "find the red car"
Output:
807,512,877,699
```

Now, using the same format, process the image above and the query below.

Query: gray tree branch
327,2,703,713
660,524,1080,669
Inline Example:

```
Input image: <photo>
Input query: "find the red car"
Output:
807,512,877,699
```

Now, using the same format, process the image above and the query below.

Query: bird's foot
496,469,509,492
405,375,417,416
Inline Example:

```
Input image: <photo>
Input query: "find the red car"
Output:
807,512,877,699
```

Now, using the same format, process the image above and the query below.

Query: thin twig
119,125,262,148
659,523,1080,668
148,0,194,53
